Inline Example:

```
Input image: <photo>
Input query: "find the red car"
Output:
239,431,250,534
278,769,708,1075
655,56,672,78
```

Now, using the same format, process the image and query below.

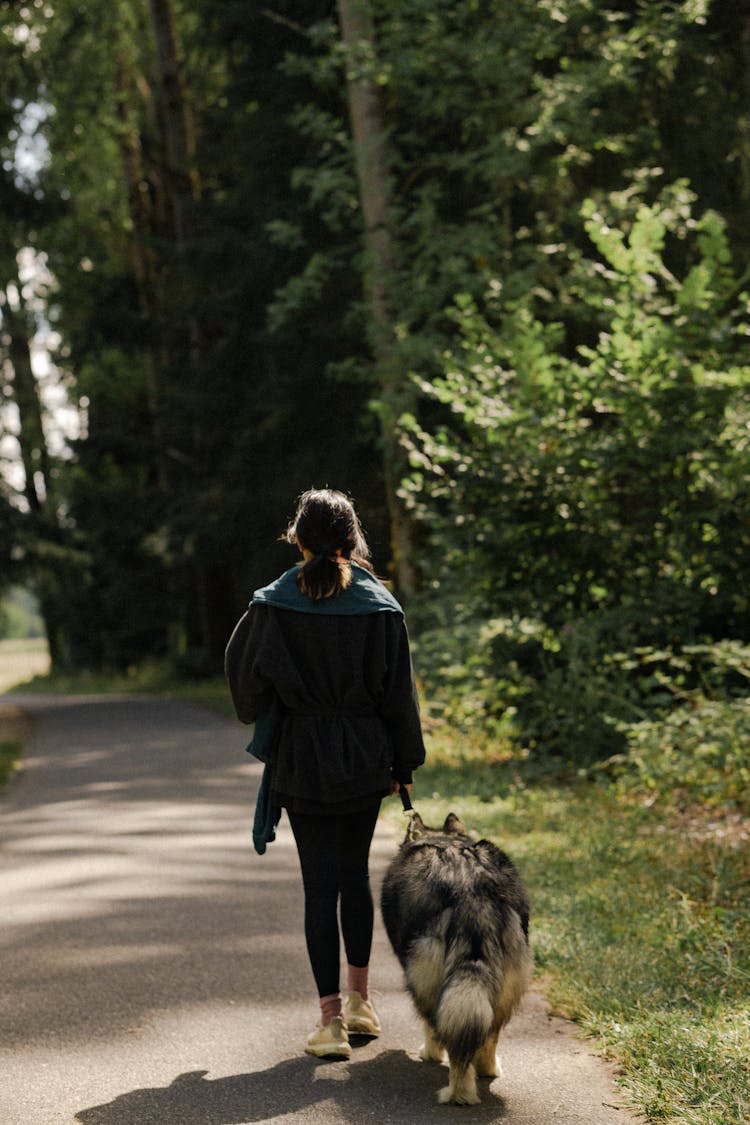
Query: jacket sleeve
381,615,426,784
224,605,273,724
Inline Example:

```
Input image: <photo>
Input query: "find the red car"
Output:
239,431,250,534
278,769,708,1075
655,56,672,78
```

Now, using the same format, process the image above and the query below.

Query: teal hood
251,561,402,616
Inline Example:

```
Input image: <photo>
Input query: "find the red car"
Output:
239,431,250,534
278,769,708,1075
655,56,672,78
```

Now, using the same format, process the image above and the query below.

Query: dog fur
380,812,533,1105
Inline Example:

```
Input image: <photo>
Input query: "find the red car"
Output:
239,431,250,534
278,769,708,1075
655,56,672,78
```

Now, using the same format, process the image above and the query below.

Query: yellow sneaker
344,991,382,1036
305,1015,352,1059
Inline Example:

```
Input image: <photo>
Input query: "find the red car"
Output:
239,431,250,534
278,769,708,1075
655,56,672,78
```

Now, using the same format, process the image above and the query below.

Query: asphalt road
0,694,641,1124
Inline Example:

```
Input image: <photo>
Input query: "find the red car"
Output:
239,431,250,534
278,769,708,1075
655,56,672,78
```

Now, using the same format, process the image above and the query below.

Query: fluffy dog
380,811,532,1105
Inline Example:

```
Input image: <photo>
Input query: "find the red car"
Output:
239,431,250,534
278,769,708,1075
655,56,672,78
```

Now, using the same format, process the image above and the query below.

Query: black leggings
288,802,381,998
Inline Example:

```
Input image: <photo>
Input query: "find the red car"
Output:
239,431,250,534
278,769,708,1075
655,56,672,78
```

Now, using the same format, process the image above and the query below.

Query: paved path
0,695,641,1124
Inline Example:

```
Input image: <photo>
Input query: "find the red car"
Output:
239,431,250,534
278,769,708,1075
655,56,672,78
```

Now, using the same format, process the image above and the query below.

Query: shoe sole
305,1043,352,1059
345,1020,381,1036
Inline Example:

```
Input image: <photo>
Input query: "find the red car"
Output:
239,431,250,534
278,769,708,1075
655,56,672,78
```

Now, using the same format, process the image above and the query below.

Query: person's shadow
75,1049,507,1123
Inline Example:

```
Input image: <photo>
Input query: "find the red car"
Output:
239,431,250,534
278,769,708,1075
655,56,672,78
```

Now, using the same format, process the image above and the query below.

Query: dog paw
437,1084,480,1106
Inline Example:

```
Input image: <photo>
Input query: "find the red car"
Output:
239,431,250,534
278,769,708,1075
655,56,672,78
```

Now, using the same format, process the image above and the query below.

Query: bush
611,641,750,810
413,608,750,785
413,610,645,767
616,698,750,810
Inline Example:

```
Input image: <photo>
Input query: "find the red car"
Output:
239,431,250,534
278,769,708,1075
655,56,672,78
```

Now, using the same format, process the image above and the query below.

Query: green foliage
404,187,750,763
412,609,645,764
618,696,750,810
608,641,750,810
3,0,750,685
0,0,393,670
375,0,750,344
0,739,20,789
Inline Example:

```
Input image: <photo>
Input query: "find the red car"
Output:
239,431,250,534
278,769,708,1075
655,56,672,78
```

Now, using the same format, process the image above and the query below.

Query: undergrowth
0,739,21,788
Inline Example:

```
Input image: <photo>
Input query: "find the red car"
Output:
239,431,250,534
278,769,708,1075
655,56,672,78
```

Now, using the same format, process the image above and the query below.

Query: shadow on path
2,696,314,1048
75,1052,508,1125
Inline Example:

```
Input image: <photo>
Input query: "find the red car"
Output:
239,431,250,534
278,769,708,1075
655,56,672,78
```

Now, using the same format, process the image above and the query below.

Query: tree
336,0,415,593
114,22,170,493
0,9,74,661
147,0,200,250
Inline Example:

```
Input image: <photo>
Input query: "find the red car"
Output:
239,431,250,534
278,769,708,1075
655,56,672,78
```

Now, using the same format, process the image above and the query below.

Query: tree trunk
336,0,416,595
147,0,200,246
741,0,750,202
146,0,203,409
1,279,66,665
115,48,169,493
1,282,49,513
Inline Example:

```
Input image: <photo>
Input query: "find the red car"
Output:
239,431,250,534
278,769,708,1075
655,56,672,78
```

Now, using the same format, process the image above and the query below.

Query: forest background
1,3,749,1120
2,0,749,779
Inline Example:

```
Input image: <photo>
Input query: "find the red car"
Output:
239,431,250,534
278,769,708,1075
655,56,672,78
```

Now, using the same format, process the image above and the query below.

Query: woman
225,488,426,1059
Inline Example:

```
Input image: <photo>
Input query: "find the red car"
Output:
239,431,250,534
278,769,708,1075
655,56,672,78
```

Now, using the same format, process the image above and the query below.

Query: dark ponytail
285,488,372,601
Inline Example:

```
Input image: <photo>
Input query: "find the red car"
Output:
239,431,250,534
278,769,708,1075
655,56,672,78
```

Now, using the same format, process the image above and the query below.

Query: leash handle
398,783,414,813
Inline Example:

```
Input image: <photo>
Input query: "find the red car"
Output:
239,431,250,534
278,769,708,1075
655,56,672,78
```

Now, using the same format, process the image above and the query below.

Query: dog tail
435,899,531,1064
435,965,495,1063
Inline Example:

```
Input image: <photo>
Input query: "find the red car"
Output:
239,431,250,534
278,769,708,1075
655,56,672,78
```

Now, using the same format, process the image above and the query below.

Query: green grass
0,739,21,788
15,661,235,717
0,701,31,791
386,726,750,1125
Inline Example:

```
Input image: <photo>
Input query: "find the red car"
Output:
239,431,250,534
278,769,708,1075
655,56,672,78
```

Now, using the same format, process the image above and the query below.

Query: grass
0,637,43,786
14,660,236,716
0,738,22,787
0,698,33,791
386,726,750,1125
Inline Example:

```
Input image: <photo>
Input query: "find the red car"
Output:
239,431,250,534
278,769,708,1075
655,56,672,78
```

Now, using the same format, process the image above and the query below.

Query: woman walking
225,488,426,1059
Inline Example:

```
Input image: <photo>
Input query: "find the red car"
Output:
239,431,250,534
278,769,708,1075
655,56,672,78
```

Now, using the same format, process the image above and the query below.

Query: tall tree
0,10,72,662
337,0,416,594
147,0,200,248
740,0,750,200
147,0,203,408
1,280,49,515
114,28,169,494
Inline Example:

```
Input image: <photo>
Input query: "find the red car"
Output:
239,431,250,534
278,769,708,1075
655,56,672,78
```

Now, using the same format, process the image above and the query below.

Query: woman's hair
285,488,372,601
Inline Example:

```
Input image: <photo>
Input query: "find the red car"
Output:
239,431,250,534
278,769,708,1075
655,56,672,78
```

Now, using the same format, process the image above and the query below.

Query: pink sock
348,964,369,1001
320,992,342,1026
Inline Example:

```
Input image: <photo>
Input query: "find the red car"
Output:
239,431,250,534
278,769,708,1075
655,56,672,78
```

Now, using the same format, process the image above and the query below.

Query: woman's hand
389,780,413,797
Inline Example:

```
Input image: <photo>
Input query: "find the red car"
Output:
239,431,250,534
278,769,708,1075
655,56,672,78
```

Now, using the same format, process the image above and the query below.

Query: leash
398,783,424,841
398,783,414,813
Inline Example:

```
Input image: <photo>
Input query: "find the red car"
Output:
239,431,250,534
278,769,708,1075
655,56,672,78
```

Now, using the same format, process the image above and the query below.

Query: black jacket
225,568,426,813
